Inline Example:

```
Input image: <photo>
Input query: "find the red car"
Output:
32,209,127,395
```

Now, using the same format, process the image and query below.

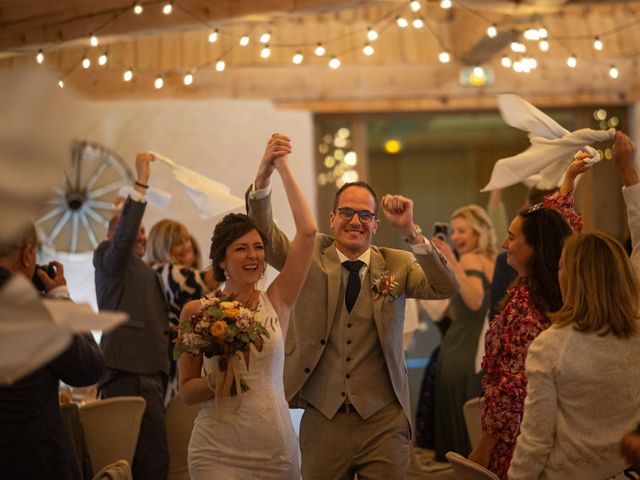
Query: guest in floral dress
468,155,589,479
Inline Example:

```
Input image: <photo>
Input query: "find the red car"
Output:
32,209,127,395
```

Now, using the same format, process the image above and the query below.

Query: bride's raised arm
263,134,317,334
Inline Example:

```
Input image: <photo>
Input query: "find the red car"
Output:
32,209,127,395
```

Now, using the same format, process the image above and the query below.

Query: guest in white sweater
508,231,640,480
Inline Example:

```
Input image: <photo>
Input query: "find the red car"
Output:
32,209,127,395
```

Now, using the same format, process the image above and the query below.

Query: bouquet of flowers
173,291,272,396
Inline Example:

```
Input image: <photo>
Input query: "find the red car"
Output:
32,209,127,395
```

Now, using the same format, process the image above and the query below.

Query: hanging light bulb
538,27,548,38
367,27,378,41
593,36,603,51
440,0,452,9
396,16,408,28
292,51,304,64
183,72,194,85
486,24,497,38
609,64,619,78
501,55,512,68
123,68,134,81
539,39,549,52
513,60,524,73
510,42,526,53
315,42,326,56
410,0,421,12
133,3,143,14
36,49,44,64
412,18,424,29
82,56,91,69
260,31,271,44
57,79,64,89
363,43,375,56
154,75,164,89
260,45,271,58
239,35,250,46
524,28,540,41
89,34,98,47
567,54,577,68
438,50,450,63
162,2,173,15
215,59,225,72
328,56,341,69
98,51,108,65
208,29,219,43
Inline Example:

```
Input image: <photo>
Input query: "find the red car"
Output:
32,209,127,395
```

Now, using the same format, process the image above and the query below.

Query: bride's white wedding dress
187,292,300,479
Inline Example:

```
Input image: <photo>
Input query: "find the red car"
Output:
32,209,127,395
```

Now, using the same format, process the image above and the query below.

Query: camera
31,264,56,293
433,222,449,241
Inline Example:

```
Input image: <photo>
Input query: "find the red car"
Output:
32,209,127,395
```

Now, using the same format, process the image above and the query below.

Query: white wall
41,95,314,307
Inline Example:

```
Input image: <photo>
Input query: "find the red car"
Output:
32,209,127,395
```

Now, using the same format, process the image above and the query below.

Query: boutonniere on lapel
371,272,399,302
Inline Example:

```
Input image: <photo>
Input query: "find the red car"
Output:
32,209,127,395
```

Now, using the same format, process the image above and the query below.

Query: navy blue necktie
343,260,364,313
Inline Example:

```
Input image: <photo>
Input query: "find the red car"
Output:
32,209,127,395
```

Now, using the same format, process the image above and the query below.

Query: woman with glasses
468,154,589,479
429,205,497,461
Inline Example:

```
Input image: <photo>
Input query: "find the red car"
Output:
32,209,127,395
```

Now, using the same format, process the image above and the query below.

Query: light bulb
539,39,549,52
154,76,164,89
328,56,341,69
292,52,303,64
538,27,548,38
215,59,225,72
486,24,497,38
412,18,424,29
239,35,250,46
98,52,108,65
57,79,64,88
363,43,375,56
123,68,134,81
315,43,326,56
440,0,452,9
90,34,98,47
524,28,540,41
183,72,193,85
208,30,218,43
260,45,271,58
162,2,172,15
438,51,450,63
593,36,603,51
133,3,143,14
367,27,378,41
501,55,512,68
36,49,44,64
82,56,91,69
513,61,523,73
396,16,408,28
260,32,271,44
410,0,421,12
567,55,577,68
609,65,619,78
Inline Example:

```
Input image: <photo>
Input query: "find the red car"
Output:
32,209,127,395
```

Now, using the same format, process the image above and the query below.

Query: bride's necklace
223,287,260,310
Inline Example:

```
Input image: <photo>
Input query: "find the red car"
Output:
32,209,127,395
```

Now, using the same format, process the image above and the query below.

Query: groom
247,135,459,479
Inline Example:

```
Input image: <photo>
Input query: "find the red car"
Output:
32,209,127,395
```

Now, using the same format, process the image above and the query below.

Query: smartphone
433,222,449,242
31,264,56,292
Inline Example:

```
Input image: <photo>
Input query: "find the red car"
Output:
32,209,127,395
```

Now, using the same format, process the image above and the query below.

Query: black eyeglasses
336,207,376,223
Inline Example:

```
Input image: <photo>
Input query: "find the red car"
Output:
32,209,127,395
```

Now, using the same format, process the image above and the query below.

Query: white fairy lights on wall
28,0,632,90
317,127,358,188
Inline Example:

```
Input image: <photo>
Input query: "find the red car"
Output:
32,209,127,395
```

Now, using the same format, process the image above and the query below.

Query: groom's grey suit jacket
247,191,459,430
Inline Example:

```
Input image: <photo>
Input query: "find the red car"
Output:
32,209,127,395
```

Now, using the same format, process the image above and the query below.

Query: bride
177,133,316,479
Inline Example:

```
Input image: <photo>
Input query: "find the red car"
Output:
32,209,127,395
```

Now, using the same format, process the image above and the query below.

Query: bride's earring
224,269,230,280
260,264,266,279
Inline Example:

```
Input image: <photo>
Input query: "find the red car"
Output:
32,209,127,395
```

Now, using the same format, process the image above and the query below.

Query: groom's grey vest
301,268,396,419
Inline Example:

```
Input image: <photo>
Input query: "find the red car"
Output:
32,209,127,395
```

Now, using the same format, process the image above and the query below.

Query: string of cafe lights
22,0,640,90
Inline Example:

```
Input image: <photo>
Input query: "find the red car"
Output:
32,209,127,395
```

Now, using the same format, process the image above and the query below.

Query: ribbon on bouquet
213,353,248,411
481,94,616,192
150,151,245,219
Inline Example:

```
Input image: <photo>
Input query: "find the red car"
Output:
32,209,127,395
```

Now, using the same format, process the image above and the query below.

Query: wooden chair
165,395,201,480
445,452,500,480
463,396,483,450
79,396,146,475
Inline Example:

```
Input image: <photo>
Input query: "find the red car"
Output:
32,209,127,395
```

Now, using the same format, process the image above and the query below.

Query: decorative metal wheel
36,141,133,254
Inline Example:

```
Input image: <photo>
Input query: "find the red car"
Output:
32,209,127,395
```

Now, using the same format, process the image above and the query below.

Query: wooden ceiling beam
0,0,398,53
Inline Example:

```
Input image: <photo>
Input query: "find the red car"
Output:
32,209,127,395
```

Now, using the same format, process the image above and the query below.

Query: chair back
463,396,483,449
166,395,201,480
92,459,132,480
445,452,500,480
79,396,146,474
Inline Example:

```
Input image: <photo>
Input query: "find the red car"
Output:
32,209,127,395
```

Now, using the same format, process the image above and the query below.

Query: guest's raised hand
37,260,66,293
135,152,155,186
255,133,292,189
380,194,415,234
560,153,591,195
613,131,639,187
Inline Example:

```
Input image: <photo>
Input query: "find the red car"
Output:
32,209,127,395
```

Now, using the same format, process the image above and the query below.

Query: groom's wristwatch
403,224,423,243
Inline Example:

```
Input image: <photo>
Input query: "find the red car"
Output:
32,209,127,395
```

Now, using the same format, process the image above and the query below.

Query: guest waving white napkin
150,151,244,219
482,94,615,191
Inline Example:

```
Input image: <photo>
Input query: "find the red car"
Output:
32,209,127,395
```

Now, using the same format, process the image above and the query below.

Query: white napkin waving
482,94,615,191
0,275,127,384
150,151,244,219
